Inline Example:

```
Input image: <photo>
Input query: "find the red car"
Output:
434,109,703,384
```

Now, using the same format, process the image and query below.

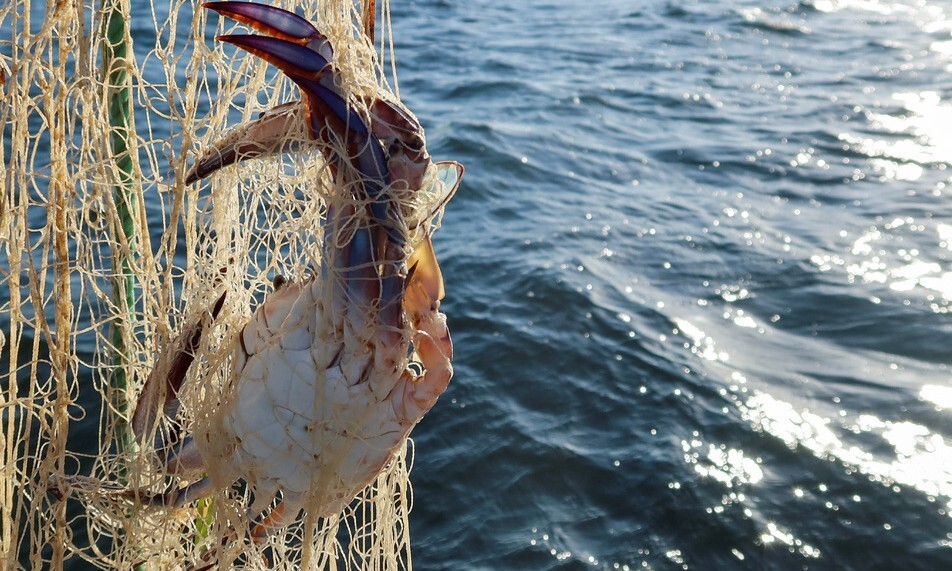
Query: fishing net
0,0,440,568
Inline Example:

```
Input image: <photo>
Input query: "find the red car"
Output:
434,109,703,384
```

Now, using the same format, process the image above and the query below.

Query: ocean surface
8,0,952,568
392,0,952,569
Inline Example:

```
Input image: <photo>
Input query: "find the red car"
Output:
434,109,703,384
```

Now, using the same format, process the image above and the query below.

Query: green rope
101,2,217,553
102,0,138,478
102,3,151,566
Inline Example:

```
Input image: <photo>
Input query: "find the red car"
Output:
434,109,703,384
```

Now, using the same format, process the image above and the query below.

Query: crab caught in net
35,1,463,568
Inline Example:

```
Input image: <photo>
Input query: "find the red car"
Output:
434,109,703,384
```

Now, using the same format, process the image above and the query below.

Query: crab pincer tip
204,1,331,58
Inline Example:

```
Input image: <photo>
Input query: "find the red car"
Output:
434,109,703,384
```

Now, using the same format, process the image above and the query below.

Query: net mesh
0,0,433,568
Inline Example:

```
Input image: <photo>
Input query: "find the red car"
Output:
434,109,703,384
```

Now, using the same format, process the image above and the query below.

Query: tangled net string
0,0,432,568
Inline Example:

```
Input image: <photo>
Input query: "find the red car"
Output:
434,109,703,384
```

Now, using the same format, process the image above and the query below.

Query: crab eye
408,361,425,377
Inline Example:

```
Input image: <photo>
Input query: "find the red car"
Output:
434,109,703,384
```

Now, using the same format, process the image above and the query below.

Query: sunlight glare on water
921,384,952,409
839,91,952,181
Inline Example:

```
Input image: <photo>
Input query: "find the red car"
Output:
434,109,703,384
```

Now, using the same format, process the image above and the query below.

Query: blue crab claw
188,4,396,240
203,1,333,61
218,34,389,197
217,28,404,321
185,2,335,184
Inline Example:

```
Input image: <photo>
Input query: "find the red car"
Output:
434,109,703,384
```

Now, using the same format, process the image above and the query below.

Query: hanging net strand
0,0,462,569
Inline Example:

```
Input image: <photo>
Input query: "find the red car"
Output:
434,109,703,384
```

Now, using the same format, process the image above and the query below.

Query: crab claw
183,2,340,185
219,34,388,188
218,33,400,249
189,2,422,254
184,101,309,184
191,1,386,193
203,1,333,61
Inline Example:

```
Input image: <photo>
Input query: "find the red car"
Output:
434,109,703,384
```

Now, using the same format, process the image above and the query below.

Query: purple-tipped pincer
204,1,333,61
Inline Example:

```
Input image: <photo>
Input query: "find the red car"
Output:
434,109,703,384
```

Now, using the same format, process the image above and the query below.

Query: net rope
0,0,437,568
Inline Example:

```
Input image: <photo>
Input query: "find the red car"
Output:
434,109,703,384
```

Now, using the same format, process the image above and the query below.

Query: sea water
397,1,952,569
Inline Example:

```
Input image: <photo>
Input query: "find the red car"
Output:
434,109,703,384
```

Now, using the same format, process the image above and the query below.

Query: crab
124,0,462,549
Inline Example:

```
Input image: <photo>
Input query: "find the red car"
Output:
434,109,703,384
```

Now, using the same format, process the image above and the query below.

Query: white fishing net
0,0,445,568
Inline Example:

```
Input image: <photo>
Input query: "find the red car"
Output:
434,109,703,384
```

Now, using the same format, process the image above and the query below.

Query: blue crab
127,0,463,546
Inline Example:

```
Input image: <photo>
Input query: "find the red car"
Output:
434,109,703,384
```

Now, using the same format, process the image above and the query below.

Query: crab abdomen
221,279,410,515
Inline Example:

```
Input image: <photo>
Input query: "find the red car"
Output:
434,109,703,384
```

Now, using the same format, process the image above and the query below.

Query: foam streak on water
386,0,952,569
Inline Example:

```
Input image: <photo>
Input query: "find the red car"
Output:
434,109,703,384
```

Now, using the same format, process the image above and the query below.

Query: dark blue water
6,0,952,568
390,0,952,569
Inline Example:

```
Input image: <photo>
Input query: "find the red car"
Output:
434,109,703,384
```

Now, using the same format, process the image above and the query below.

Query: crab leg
391,168,461,421
405,242,453,413
119,475,216,509
132,290,227,445
184,101,309,184
249,500,296,542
